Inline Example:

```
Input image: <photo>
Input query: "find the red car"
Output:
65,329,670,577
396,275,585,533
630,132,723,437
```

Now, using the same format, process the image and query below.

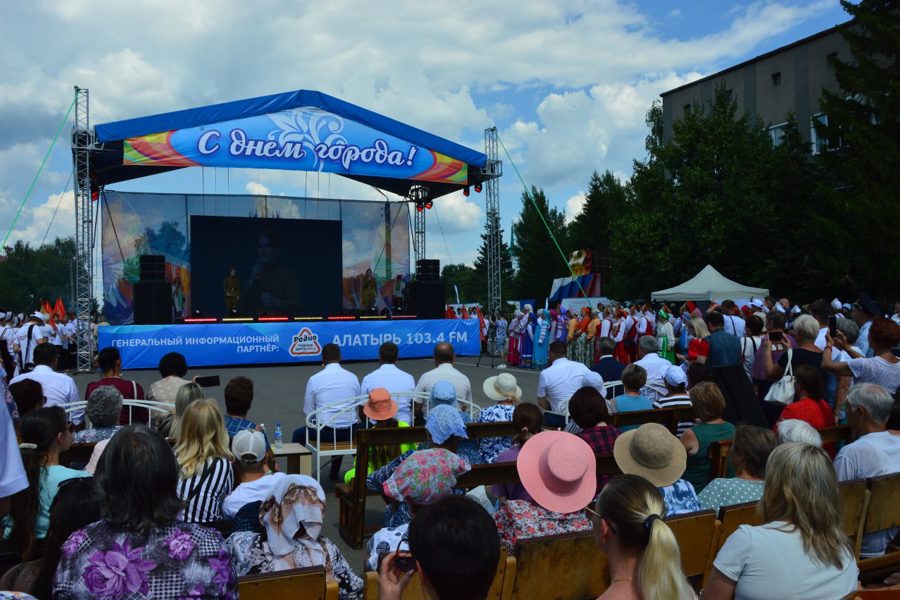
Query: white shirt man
361,343,416,424
1,393,28,506
537,349,605,414
14,315,47,366
414,343,473,407
303,355,360,429
10,364,81,423
634,337,671,402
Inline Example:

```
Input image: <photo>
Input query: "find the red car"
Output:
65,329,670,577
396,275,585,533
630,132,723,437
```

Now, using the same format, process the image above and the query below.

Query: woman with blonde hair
676,317,711,366
174,397,234,524
590,474,694,600
703,443,857,599
166,381,205,439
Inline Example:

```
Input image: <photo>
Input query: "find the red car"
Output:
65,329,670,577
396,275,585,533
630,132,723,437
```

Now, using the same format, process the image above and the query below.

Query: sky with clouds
1,0,849,292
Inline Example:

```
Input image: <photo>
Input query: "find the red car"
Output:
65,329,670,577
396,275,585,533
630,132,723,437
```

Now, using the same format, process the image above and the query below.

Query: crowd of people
0,291,899,599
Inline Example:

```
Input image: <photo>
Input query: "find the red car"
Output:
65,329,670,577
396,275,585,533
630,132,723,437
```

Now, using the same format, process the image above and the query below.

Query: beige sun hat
613,423,687,488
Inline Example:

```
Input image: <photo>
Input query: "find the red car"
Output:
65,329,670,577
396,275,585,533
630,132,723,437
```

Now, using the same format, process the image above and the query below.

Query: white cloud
7,190,75,247
564,193,586,224
430,191,483,235
244,181,271,196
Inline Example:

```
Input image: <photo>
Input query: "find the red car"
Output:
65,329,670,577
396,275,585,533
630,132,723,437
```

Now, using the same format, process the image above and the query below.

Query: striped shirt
653,394,694,436
177,457,234,524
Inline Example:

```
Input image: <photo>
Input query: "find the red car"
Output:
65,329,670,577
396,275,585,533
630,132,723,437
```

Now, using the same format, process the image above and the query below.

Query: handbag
764,349,795,404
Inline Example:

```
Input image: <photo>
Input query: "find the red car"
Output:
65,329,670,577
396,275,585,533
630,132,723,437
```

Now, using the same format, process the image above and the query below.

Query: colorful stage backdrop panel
102,190,410,324
99,319,480,369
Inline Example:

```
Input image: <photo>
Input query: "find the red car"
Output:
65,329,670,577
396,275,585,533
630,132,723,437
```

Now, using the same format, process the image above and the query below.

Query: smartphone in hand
195,375,220,388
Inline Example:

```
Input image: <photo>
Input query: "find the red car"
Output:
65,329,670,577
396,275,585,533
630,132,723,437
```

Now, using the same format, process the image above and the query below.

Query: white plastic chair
58,399,173,428
304,395,368,483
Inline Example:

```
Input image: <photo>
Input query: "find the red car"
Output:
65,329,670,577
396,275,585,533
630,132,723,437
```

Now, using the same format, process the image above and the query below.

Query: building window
811,113,844,154
768,122,788,146
771,72,782,86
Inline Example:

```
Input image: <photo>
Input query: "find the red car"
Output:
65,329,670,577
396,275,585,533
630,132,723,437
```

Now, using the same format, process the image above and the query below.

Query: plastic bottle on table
274,422,283,450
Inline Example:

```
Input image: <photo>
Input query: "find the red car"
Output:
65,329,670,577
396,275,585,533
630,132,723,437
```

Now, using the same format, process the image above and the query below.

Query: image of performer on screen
361,268,378,313
223,266,240,314
392,273,405,312
241,231,301,315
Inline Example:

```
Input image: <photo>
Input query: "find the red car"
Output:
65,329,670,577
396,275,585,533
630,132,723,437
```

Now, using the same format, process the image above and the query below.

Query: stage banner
100,319,479,369
123,107,467,184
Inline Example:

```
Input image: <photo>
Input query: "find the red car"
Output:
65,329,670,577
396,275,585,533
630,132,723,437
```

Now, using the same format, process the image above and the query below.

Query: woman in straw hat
476,373,522,463
613,423,700,516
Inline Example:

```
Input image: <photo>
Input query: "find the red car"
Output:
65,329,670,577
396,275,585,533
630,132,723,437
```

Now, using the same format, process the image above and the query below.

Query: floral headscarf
428,380,457,410
259,475,327,571
382,448,471,505
426,404,468,444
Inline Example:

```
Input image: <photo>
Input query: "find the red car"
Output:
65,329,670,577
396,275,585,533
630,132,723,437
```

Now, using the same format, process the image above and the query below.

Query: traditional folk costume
571,307,592,367
566,311,579,361
507,310,522,366
533,309,551,369
656,310,676,364
613,309,633,365
587,311,602,365
518,306,535,368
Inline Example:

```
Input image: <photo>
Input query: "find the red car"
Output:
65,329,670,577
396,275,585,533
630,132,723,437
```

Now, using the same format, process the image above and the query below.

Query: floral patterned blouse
226,532,363,600
476,403,515,464
73,426,122,444
53,520,237,599
493,499,592,551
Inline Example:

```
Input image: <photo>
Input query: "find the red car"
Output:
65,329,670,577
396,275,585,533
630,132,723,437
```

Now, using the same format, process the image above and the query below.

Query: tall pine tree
819,0,900,298
510,186,569,301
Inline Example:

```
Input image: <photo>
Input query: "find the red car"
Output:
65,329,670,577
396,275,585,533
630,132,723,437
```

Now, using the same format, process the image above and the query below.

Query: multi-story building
661,21,854,154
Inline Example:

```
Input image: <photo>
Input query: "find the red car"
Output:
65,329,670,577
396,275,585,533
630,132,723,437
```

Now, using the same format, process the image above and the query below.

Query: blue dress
519,315,535,366
533,318,551,368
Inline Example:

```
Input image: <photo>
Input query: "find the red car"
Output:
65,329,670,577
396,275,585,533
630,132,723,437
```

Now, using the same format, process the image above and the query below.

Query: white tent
651,265,768,302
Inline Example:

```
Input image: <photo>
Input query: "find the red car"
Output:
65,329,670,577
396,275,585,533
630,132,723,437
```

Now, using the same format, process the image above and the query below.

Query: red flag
54,297,66,319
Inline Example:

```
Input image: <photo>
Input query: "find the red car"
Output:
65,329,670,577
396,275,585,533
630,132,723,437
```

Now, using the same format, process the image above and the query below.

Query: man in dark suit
591,337,625,382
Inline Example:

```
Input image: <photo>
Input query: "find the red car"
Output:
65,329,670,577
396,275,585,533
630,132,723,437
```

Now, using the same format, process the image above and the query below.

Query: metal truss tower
408,185,429,269
484,127,503,311
72,87,95,373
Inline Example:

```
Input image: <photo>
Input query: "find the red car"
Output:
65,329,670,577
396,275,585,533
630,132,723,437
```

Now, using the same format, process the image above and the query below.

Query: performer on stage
391,274,405,312
613,308,632,365
519,304,535,368
507,309,522,367
223,267,240,314
242,231,301,315
494,310,508,365
361,268,378,312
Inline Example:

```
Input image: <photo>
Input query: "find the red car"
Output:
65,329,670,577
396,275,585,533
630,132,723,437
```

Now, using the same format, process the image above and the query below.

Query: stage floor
100,318,480,369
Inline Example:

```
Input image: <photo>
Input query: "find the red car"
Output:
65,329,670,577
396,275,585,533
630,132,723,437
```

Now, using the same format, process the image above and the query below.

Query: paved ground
71,357,542,570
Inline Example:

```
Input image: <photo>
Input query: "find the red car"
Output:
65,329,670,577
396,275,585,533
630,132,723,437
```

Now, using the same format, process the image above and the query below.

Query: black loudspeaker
139,254,166,282
416,259,441,282
134,281,173,324
408,281,445,319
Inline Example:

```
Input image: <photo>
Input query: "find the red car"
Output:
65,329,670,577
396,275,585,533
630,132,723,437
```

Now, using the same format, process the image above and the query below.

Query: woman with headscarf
656,309,676,364
573,307,593,367
225,475,363,600
533,309,552,369
587,309,602,364
613,308,633,366
366,404,471,528
365,447,471,572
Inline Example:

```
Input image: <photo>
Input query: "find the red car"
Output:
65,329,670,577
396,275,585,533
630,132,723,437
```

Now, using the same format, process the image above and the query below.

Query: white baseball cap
231,430,267,463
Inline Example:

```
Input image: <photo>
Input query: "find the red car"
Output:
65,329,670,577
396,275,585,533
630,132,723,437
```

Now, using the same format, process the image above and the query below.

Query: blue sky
0,0,849,295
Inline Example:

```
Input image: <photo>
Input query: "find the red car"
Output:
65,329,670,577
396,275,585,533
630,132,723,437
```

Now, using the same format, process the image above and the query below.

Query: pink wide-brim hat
517,431,597,514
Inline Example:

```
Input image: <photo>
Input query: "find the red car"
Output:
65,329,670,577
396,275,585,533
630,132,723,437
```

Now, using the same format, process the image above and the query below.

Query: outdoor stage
99,317,480,369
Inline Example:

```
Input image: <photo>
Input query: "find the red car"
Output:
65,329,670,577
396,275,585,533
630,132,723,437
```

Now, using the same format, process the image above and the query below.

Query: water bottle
274,422,283,450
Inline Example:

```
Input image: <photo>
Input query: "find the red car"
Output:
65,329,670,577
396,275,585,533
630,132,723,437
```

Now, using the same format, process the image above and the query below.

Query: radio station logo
289,327,321,356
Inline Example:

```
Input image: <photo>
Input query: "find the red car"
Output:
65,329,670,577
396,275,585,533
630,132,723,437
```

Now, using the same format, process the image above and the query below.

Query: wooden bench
364,546,515,600
715,501,761,553
336,421,516,548
238,566,338,600
707,439,733,481
60,441,97,468
820,425,854,445
839,479,870,556
857,473,900,582
666,509,720,590
611,405,697,435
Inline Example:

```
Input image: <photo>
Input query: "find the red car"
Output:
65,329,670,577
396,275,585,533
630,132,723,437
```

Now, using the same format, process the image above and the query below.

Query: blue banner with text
99,319,481,369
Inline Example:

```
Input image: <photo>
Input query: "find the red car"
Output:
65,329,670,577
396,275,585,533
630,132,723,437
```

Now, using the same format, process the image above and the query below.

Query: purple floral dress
493,499,592,551
53,521,237,599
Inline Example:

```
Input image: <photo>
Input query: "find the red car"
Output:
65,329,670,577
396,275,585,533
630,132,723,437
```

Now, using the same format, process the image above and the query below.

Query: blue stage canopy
90,89,490,198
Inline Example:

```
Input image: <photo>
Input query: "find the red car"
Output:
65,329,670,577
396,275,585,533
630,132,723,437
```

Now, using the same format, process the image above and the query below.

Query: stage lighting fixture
424,200,433,209
192,308,202,317
474,184,482,193
463,187,470,197
416,202,424,212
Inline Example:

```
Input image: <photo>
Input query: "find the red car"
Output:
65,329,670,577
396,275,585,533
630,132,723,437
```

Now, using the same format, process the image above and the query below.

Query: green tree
567,170,626,288
818,0,900,298
470,212,515,308
510,186,569,300
0,238,77,310
441,263,477,303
